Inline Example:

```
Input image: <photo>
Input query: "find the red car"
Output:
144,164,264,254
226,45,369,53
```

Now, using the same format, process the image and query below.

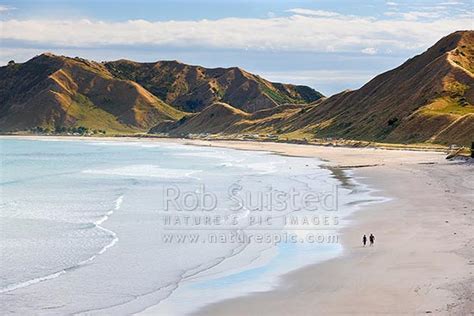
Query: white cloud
0,5,14,12
384,4,449,21
286,8,341,17
439,1,463,5
399,11,442,20
0,12,469,55
267,11,276,18
361,47,378,55
386,2,398,6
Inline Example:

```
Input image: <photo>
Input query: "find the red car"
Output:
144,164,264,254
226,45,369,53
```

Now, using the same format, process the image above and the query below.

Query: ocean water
0,138,380,314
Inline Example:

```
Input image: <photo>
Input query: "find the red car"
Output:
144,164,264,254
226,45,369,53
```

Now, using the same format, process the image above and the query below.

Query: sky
0,0,472,95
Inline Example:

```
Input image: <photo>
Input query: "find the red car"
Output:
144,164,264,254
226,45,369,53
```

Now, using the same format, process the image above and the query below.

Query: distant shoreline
0,133,453,154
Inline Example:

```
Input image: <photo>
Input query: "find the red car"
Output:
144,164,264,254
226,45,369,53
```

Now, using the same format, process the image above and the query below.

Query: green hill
150,31,474,146
0,53,184,133
104,60,323,112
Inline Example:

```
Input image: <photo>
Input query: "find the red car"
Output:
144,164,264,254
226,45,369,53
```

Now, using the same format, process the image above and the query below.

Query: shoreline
188,142,473,315
0,133,455,153
0,134,455,165
1,135,473,314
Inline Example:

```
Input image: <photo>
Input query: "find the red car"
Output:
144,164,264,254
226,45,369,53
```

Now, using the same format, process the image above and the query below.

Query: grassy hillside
1,31,472,147
281,31,474,146
104,60,324,113
150,31,474,147
0,54,185,133
150,102,309,137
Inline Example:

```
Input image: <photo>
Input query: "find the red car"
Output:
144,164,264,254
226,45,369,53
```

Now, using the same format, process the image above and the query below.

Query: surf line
0,195,123,294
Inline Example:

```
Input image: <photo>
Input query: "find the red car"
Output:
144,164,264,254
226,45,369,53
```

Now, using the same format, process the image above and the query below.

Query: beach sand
2,136,473,314
183,140,473,315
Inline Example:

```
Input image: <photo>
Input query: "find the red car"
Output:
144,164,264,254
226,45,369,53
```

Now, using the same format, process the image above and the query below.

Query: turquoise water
0,138,375,314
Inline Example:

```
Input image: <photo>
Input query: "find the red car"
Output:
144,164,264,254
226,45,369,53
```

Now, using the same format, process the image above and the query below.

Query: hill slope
151,31,473,146
104,60,323,113
1,31,472,146
150,101,312,137
284,30,474,146
150,102,251,135
0,55,322,133
0,54,184,133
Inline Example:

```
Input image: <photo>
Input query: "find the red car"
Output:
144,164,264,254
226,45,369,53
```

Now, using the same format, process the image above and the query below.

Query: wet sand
187,140,474,315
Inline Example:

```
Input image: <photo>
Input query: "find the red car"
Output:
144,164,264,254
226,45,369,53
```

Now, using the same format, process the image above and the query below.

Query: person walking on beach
369,233,375,246
362,234,367,247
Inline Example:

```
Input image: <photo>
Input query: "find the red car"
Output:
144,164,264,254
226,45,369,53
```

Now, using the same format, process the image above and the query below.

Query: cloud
384,0,470,21
0,5,14,12
401,11,443,20
286,8,341,17
0,11,469,55
384,5,456,20
439,1,463,4
386,2,398,6
361,47,378,55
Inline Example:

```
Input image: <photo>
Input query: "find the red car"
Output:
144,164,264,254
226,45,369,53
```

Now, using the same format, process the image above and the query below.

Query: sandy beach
2,136,473,315
181,140,473,315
